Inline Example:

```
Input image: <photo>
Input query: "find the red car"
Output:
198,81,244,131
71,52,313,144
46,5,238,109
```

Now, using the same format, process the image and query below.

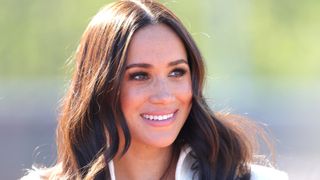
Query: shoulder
175,146,197,180
20,164,64,180
20,166,46,180
250,164,288,180
176,147,289,180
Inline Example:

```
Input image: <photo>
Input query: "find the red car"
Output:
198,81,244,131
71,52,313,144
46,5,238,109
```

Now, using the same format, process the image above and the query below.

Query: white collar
107,147,288,180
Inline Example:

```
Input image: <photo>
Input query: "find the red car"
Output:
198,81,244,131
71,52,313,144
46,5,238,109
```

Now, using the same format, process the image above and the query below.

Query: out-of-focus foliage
250,0,320,77
0,0,111,78
1,0,319,78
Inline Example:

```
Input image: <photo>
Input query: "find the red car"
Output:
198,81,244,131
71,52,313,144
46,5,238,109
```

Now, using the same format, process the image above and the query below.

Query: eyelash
129,72,149,81
169,68,187,77
128,68,187,81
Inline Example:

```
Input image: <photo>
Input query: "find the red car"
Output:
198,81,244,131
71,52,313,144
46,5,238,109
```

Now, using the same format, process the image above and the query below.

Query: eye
169,68,187,77
129,71,149,81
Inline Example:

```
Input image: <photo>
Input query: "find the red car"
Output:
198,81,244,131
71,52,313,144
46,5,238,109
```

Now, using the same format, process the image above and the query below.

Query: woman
22,0,288,179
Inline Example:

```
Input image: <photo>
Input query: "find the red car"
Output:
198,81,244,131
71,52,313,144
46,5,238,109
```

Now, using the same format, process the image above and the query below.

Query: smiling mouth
141,110,177,121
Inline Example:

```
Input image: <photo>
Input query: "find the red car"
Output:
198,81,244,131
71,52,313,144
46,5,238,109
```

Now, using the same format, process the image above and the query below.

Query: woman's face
120,24,192,148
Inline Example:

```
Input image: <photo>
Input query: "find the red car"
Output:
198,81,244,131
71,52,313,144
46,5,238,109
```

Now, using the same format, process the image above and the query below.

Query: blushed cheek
175,81,192,104
120,84,149,107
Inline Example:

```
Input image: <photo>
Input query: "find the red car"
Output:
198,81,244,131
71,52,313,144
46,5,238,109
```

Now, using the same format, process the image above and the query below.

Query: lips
140,110,178,121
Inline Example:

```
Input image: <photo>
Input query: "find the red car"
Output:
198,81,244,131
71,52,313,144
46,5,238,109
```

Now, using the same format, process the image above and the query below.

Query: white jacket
108,147,288,180
22,147,288,180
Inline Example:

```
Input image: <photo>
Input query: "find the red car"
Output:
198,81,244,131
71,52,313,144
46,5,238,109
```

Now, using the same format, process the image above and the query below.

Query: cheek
174,80,193,105
173,80,192,132
120,84,148,112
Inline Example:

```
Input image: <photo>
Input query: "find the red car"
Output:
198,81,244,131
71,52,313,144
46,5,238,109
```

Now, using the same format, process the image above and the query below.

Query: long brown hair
54,0,260,179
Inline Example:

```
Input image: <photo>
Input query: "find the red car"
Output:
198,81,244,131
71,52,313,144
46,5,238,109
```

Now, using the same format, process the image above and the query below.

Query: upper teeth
142,113,174,121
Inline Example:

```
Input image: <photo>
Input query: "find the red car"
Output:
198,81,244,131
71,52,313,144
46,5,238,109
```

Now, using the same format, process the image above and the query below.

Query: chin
138,135,178,149
152,140,175,148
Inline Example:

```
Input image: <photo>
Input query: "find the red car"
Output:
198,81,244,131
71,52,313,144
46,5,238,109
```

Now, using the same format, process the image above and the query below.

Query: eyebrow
125,59,188,70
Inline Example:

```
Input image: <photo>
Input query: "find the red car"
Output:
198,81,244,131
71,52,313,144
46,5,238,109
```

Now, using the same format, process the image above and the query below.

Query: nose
149,78,175,104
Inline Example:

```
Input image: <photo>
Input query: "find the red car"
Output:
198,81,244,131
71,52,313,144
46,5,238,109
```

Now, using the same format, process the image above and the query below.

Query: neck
114,143,175,180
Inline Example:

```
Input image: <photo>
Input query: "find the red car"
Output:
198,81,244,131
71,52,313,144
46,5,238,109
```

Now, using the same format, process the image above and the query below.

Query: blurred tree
0,0,319,79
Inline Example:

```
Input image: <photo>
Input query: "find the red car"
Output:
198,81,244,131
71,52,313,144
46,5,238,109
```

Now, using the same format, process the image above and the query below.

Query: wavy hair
50,0,260,179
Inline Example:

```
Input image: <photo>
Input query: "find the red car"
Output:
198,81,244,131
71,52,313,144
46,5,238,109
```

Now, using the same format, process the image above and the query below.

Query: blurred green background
1,0,319,179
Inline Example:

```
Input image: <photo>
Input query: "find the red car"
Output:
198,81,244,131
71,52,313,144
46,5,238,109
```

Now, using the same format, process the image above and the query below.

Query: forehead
126,23,187,65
